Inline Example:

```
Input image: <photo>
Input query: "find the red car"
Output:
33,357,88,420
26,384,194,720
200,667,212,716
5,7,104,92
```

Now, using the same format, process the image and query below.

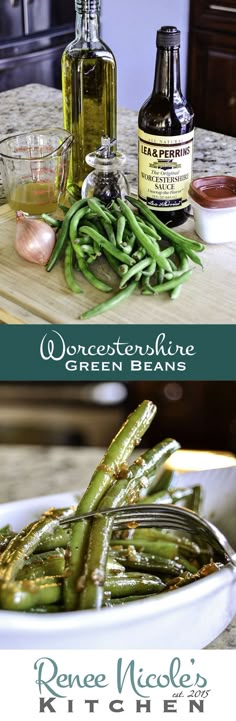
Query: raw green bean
47,198,87,271
69,206,90,242
169,249,189,296
87,198,115,223
41,214,62,229
64,400,157,610
137,220,161,240
184,248,204,268
116,216,126,247
119,264,129,275
161,246,175,258
58,203,69,214
103,249,123,277
64,243,83,294
73,243,113,293
142,259,156,277
100,218,117,245
117,199,172,271
132,248,146,262
79,226,135,266
126,196,205,252
168,259,178,271
80,281,137,320
141,276,155,294
151,270,192,293
119,257,152,288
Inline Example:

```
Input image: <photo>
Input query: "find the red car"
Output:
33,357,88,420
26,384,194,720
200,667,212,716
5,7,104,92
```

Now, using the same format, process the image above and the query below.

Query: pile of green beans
0,401,220,614
43,195,205,320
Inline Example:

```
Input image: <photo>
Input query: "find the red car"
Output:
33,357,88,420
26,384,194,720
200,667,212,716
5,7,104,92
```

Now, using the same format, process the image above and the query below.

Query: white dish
190,199,236,244
0,467,236,649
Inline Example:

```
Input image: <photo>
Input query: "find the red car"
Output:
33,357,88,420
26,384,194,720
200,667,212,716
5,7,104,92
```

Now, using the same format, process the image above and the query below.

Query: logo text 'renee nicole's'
34,656,211,714
39,331,196,374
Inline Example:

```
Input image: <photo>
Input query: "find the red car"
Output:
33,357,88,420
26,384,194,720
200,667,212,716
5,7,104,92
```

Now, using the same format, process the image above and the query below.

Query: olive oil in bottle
62,0,117,198
138,26,194,226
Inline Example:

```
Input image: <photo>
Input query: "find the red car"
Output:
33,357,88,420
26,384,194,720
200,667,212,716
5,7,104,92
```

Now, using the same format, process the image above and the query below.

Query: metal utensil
60,503,236,566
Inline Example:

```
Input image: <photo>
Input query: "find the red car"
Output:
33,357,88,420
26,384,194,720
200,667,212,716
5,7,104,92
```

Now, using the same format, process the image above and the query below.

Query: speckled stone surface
0,444,235,650
0,84,235,203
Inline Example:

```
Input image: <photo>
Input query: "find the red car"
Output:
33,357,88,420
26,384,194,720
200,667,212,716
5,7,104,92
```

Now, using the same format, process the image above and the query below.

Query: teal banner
0,325,235,381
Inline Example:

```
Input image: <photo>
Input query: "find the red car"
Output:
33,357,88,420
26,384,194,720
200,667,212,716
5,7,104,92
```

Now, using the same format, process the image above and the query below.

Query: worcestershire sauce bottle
138,26,194,226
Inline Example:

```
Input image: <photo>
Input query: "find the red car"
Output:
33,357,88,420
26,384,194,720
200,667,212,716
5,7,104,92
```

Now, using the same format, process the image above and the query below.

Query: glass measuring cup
0,128,73,215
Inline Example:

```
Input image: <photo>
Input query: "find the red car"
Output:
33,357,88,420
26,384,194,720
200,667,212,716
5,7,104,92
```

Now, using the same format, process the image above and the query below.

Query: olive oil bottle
138,26,194,226
62,0,117,198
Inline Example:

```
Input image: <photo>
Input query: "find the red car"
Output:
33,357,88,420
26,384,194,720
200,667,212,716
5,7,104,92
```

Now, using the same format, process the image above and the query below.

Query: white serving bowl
0,467,236,649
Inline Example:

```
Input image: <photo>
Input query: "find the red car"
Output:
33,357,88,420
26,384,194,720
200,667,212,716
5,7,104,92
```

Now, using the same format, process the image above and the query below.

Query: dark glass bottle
138,26,194,226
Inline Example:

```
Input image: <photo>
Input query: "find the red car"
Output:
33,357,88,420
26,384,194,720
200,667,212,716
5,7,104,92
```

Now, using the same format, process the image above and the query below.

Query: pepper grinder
81,136,129,205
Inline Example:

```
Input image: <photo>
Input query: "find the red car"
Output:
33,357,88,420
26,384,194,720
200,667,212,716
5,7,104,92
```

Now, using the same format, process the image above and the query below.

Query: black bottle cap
157,26,181,48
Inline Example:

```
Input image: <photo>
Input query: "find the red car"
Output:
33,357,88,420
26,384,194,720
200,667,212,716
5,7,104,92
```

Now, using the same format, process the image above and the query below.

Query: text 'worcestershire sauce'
138,26,194,226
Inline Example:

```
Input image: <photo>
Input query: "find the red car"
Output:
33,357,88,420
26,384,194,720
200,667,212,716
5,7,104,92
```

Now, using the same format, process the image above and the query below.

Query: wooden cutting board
0,203,235,325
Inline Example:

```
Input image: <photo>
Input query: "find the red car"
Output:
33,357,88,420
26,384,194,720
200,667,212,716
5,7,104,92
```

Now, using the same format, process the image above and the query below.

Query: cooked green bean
64,400,157,610
104,573,166,597
110,537,180,559
0,577,62,611
0,508,72,584
0,403,218,615
79,437,179,610
114,548,184,576
16,550,66,581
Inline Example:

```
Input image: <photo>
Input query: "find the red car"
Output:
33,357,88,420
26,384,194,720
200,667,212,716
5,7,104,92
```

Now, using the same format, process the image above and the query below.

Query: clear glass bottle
138,26,194,226
62,0,117,198
81,136,129,204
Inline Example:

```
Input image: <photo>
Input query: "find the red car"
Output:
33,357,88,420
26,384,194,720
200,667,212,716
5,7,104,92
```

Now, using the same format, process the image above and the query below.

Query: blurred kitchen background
0,381,235,453
0,0,235,136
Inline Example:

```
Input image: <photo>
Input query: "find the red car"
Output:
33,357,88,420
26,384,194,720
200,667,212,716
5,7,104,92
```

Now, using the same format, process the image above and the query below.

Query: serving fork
60,503,236,566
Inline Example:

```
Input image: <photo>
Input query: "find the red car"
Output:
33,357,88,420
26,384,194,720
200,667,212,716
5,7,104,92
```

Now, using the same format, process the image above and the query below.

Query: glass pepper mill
81,136,129,205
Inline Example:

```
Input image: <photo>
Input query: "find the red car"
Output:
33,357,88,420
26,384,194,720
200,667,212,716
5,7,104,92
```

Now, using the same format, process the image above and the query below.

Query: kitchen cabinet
0,0,75,92
187,0,236,136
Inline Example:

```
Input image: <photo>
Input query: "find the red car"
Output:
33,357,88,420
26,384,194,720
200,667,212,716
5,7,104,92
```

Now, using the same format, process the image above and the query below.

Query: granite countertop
0,83,236,204
0,443,235,650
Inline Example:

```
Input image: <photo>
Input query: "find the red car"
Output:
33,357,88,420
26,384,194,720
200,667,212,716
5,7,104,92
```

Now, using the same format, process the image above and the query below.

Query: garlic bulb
15,211,56,265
